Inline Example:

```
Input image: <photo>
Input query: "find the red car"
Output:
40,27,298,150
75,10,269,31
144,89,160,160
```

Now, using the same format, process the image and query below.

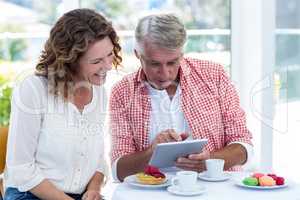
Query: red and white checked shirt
109,57,252,164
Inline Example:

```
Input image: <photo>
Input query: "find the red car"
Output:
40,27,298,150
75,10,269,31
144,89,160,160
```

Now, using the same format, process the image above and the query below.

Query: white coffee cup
171,171,198,192
205,159,225,178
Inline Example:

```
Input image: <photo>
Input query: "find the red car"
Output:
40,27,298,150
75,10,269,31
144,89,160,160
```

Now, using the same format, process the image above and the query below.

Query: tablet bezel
148,139,208,168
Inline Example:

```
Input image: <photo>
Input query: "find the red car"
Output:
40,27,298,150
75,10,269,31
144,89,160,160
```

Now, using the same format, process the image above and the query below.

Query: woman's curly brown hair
35,8,122,99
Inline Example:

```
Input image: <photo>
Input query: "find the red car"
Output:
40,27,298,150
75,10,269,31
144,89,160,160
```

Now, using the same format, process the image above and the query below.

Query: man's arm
176,66,252,171
115,130,183,181
218,66,253,147
116,147,153,181
211,143,247,169
109,84,138,181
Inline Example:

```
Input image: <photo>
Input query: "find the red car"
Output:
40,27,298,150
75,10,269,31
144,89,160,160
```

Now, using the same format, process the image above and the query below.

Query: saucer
167,185,206,196
198,171,231,182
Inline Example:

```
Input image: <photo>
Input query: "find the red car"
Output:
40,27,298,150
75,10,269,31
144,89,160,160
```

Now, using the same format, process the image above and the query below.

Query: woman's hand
83,172,105,200
82,190,103,200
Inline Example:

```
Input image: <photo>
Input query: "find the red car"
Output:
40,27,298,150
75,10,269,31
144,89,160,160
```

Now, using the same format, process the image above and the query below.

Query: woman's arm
86,172,104,192
30,180,73,200
82,172,105,200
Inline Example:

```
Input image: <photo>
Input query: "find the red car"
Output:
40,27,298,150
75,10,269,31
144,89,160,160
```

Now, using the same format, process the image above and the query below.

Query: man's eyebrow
169,57,181,62
166,56,182,63
146,56,181,63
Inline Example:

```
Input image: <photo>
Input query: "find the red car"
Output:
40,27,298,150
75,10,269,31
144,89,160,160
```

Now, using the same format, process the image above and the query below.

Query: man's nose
160,65,170,77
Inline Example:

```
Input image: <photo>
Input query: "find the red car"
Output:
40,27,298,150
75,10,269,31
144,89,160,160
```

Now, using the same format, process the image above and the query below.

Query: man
109,14,253,181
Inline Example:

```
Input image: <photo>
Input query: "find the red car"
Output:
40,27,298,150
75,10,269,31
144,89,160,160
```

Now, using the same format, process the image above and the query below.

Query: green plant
0,24,27,61
0,75,12,126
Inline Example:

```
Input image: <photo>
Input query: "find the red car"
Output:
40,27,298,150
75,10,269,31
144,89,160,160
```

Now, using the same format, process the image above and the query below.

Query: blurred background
0,0,299,182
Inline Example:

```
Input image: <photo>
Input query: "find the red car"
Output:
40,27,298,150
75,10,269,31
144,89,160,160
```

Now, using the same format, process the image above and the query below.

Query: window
80,0,231,74
0,0,62,75
0,0,232,91
273,0,300,179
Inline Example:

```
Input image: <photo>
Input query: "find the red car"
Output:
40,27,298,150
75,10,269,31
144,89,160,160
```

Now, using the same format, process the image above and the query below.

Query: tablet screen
148,139,208,168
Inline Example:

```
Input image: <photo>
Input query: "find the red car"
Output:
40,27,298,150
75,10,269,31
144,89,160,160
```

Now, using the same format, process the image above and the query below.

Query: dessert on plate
242,172,285,187
136,165,166,185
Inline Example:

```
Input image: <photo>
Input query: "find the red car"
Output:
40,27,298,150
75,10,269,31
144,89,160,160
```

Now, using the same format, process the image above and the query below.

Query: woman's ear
134,49,140,59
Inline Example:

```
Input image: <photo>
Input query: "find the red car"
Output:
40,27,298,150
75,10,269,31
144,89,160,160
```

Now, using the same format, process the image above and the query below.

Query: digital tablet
148,139,208,168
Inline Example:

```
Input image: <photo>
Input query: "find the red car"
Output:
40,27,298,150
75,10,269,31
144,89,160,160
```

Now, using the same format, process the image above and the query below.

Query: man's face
136,44,183,90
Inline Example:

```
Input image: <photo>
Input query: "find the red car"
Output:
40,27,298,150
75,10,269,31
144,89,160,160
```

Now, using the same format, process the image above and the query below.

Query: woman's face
77,36,114,86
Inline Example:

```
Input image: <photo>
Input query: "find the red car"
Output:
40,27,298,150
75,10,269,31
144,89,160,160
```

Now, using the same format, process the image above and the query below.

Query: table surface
103,172,300,200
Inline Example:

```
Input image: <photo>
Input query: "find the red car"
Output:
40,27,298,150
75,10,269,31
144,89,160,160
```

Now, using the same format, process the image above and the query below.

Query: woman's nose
103,58,113,70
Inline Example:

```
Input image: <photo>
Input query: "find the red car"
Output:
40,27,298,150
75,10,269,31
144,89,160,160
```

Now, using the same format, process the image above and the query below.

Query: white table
108,172,300,200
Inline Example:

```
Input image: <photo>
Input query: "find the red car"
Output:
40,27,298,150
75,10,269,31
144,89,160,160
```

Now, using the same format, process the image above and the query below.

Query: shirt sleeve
5,76,46,192
111,157,121,182
218,68,253,146
109,84,137,164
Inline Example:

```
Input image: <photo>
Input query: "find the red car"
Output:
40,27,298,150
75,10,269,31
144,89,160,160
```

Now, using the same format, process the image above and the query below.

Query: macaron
243,177,259,186
267,174,278,181
252,173,265,179
276,176,285,185
259,175,276,186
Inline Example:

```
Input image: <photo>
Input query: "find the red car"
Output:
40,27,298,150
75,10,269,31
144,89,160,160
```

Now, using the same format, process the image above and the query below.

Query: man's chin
150,82,171,90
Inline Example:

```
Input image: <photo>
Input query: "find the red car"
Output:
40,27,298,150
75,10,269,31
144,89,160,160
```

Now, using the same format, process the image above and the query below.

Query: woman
4,8,121,200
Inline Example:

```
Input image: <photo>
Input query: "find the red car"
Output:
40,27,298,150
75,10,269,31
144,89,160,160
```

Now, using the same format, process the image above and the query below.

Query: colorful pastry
252,173,265,179
259,175,276,186
276,176,285,185
243,172,285,187
136,165,166,185
267,174,278,181
243,177,259,186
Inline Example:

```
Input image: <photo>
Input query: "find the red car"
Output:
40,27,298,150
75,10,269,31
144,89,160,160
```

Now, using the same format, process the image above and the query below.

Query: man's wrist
146,145,154,158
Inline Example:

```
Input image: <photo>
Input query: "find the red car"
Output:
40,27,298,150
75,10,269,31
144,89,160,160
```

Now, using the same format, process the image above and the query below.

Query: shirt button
79,119,87,126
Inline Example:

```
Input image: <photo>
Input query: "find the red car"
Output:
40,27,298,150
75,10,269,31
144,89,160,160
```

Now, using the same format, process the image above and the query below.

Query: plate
124,174,172,189
235,179,288,190
167,185,206,196
198,171,231,182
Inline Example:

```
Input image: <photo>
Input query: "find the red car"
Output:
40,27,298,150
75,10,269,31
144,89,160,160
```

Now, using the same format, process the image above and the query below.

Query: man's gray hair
135,13,187,53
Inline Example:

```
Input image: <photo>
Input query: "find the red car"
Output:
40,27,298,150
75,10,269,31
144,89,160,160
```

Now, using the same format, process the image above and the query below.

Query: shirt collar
145,81,182,96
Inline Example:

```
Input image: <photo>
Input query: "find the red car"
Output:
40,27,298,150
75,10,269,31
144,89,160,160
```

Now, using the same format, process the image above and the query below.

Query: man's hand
150,129,182,151
82,190,103,200
116,129,182,181
179,132,189,140
175,151,210,172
